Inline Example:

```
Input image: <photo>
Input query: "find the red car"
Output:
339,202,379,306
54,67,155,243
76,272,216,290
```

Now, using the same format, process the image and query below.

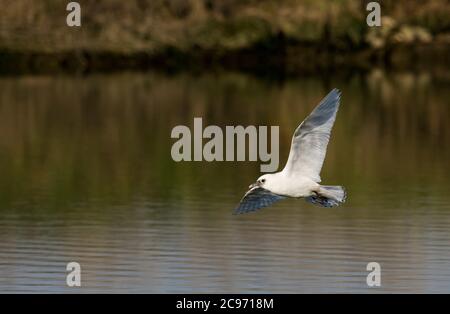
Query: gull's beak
249,182,259,189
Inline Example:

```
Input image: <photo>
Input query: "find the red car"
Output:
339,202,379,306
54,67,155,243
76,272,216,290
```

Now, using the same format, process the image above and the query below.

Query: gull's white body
261,171,319,198
234,88,346,214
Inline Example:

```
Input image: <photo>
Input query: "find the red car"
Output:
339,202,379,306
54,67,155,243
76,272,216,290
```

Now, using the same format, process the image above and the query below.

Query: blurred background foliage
0,0,448,73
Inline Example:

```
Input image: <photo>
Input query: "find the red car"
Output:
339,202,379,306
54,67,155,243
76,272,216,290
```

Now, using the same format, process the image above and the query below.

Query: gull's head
249,174,272,189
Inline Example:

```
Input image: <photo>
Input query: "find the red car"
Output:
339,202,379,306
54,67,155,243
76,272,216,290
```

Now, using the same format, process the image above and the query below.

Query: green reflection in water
0,70,448,214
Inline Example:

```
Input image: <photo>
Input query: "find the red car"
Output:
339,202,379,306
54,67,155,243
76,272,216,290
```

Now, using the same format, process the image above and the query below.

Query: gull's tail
305,185,346,207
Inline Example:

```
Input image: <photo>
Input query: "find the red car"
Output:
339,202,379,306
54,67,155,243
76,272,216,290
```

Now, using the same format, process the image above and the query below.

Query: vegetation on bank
0,0,449,73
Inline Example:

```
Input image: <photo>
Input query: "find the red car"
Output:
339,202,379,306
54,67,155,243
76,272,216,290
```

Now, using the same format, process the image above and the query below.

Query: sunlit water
0,70,449,293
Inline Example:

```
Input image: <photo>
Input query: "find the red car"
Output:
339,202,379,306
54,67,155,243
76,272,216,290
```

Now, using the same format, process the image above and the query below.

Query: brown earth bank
0,0,448,75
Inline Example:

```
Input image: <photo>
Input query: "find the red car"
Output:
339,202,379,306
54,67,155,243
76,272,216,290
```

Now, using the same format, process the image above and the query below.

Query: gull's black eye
261,179,266,183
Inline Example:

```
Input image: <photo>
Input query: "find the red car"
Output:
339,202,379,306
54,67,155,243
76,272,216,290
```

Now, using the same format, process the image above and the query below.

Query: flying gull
234,88,346,214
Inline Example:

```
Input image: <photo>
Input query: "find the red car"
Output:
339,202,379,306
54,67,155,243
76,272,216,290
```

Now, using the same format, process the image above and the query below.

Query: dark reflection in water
0,70,449,293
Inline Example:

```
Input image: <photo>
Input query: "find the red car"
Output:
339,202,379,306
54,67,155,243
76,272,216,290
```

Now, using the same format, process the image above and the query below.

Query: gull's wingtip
328,88,341,99
233,204,255,215
312,88,341,114
322,88,342,110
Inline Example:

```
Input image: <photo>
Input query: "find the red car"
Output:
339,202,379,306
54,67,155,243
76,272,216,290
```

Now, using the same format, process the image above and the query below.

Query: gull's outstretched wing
283,89,341,182
234,187,286,215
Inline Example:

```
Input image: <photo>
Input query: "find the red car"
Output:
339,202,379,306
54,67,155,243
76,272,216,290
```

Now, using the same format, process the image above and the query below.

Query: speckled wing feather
234,187,286,215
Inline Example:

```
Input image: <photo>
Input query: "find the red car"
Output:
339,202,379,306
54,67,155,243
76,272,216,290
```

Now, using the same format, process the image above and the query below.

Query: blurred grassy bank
0,0,449,74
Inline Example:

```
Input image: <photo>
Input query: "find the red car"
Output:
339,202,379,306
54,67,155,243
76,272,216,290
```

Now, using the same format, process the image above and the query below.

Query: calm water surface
0,70,449,293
